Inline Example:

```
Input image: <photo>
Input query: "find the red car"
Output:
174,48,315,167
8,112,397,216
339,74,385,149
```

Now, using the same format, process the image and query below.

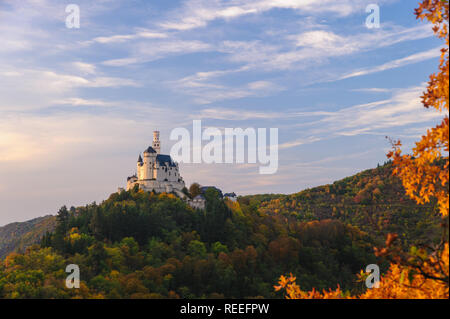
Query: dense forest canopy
0,163,443,299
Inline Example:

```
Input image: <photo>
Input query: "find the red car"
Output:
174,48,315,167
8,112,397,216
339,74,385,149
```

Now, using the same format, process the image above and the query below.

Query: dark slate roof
224,192,237,197
194,195,205,201
137,155,143,163
144,146,157,154
156,154,176,167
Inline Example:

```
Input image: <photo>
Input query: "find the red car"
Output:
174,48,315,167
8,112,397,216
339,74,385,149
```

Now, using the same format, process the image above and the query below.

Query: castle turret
153,131,161,154
137,155,143,180
143,146,157,180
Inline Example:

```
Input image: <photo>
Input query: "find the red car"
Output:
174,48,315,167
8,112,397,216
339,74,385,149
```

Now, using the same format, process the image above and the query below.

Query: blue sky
0,0,446,225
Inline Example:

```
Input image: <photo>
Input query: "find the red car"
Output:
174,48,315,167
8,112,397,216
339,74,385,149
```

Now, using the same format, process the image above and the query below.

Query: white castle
125,131,186,196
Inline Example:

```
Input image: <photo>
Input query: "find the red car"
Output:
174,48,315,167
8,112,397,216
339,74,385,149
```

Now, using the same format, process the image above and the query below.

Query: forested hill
0,163,443,298
240,162,442,247
0,216,56,259
1,187,378,298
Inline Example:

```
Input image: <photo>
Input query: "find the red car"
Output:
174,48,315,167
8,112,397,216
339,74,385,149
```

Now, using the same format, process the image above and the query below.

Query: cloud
174,78,284,104
280,85,444,149
194,107,281,120
0,66,141,111
218,24,434,72
72,62,97,75
53,98,118,107
158,0,379,31
164,23,435,97
350,88,392,93
338,47,442,80
84,29,168,45
102,40,213,66
323,86,442,133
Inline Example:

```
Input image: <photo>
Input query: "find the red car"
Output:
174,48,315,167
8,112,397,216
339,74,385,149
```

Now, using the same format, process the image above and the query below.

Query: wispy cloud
71,62,97,75
158,0,379,31
194,107,281,120
350,88,393,93
280,85,444,149
0,66,140,111
175,79,284,104
84,29,168,45
217,24,433,72
338,47,442,80
102,39,213,66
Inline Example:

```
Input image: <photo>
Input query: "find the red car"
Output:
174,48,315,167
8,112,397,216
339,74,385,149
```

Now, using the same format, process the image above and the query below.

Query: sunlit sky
0,0,445,225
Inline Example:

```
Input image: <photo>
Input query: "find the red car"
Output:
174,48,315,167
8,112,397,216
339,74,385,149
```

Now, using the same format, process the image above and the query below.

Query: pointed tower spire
138,154,143,163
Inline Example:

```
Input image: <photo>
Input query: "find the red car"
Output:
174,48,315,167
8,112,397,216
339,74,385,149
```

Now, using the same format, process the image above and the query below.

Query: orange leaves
274,274,346,299
275,0,449,300
361,243,449,299
416,1,449,114
415,0,449,41
276,244,449,299
388,1,449,217
388,117,449,216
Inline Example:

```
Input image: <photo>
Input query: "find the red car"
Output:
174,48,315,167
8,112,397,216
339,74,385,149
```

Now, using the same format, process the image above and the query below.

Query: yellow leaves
65,227,82,244
158,192,176,200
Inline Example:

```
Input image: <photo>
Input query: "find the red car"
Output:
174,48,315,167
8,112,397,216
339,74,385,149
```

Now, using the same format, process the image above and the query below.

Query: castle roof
156,154,176,167
127,175,137,181
193,194,205,201
144,146,157,154
224,192,237,197
137,155,143,163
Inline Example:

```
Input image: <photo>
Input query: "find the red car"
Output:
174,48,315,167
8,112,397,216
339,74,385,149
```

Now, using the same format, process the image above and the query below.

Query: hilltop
240,162,442,247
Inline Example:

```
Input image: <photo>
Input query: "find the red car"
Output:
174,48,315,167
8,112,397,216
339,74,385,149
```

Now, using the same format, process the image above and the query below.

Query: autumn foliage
388,0,449,217
276,243,449,299
276,0,449,299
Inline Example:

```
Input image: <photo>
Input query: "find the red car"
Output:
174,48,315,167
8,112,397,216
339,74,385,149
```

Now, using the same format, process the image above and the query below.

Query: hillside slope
239,163,443,247
0,163,443,298
0,215,56,259
0,189,378,298
0,163,441,260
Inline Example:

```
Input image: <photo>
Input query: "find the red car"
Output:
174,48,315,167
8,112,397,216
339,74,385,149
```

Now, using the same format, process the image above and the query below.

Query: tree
388,0,449,217
189,183,202,198
384,0,449,287
276,0,449,299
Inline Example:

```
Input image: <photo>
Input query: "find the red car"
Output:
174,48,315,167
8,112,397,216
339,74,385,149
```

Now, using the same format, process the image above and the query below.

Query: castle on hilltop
125,131,186,196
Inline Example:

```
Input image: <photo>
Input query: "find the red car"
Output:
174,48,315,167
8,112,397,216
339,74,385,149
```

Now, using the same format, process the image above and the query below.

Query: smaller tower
153,131,161,154
137,154,143,180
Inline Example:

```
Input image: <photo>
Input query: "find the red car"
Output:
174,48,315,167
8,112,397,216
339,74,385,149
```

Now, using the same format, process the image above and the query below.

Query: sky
0,0,446,226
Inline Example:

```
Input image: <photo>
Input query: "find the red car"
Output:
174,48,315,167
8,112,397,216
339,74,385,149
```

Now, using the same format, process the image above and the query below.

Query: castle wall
126,179,185,193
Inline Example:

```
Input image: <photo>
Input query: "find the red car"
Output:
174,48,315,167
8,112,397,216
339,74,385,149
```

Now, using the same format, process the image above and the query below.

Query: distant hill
0,215,56,259
239,162,443,247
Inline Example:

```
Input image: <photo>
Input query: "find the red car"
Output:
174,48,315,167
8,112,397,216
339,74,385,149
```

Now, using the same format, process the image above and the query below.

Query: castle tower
143,146,156,180
137,154,143,180
153,131,161,154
